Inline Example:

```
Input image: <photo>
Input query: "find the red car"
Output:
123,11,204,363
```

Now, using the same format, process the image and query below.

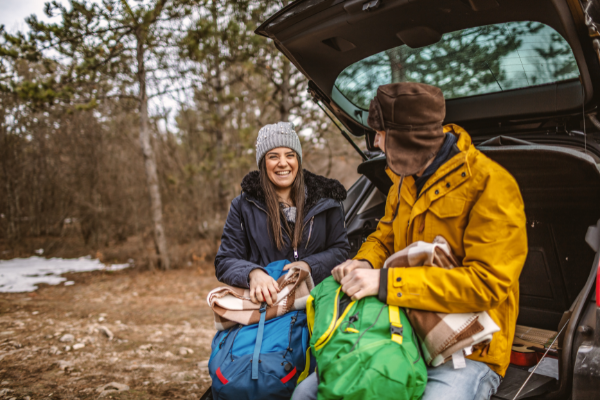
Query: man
294,82,527,399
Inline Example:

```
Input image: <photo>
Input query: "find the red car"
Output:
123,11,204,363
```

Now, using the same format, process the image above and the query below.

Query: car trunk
345,138,600,398
257,0,600,397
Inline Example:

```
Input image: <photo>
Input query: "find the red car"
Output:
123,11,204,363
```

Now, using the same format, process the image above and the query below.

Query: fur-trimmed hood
240,169,347,211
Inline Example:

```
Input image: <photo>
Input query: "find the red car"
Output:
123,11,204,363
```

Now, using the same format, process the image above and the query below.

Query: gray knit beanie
255,122,303,166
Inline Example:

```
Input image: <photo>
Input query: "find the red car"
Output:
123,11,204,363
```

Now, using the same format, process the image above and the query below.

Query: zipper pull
294,248,298,261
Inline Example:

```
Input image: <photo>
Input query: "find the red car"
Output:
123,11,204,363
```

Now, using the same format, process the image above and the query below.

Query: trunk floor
493,365,556,399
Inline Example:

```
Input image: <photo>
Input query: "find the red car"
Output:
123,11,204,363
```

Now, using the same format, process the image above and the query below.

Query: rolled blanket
207,262,314,330
385,236,500,367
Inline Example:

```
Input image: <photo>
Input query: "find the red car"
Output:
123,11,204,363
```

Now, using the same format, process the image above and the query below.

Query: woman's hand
249,269,279,306
332,259,372,282
282,261,311,272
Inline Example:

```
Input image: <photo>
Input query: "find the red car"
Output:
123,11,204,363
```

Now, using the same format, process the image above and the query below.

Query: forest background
0,0,363,270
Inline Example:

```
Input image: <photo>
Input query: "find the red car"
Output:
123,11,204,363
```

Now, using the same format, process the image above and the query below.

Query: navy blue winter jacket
215,170,350,288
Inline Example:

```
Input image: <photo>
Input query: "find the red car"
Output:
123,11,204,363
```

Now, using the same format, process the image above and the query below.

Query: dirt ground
0,264,220,399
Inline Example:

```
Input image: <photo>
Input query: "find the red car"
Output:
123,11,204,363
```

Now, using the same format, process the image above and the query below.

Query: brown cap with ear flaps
368,82,446,176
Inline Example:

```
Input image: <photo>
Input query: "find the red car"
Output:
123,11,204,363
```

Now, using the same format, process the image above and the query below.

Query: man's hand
249,269,279,306
340,268,381,301
282,261,311,272
332,259,372,283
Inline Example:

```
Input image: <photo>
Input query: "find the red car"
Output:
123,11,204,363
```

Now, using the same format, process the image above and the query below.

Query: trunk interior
343,138,600,398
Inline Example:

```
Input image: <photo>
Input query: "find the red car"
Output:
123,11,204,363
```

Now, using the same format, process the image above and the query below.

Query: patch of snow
34,248,44,255
64,281,75,286
0,256,130,293
104,263,130,271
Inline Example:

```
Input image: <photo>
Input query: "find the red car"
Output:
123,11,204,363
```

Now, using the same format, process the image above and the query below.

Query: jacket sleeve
385,169,528,313
214,197,266,288
301,204,350,285
353,183,398,269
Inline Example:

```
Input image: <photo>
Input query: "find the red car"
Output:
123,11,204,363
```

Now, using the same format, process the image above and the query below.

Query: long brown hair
259,153,305,250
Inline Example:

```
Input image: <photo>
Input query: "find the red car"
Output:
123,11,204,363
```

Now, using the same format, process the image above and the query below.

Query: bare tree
0,0,202,268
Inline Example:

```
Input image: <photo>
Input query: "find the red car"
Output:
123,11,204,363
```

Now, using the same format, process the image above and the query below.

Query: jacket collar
386,124,475,212
240,169,347,212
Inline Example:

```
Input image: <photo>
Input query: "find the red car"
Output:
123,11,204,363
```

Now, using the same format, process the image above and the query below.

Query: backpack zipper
283,312,299,358
348,304,387,352
314,286,356,351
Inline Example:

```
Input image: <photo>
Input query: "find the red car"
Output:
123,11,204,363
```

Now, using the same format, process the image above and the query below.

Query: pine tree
0,0,199,269
335,22,578,109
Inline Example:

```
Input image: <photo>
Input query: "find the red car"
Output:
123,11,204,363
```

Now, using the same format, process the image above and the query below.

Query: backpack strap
389,305,404,345
252,302,268,380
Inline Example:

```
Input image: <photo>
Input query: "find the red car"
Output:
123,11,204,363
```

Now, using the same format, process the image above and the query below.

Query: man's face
375,128,438,176
374,130,386,153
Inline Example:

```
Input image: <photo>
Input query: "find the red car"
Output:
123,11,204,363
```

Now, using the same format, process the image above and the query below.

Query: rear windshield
335,21,579,110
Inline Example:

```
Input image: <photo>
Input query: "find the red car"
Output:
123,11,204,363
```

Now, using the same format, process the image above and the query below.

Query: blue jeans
422,359,501,400
292,359,501,400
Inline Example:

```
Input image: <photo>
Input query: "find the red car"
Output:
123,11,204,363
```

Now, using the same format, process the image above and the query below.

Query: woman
215,122,350,304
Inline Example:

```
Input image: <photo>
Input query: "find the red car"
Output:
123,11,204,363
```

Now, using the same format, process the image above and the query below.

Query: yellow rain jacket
355,124,527,376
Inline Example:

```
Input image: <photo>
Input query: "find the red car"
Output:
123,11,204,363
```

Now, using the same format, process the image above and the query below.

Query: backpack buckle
390,324,403,345
260,302,267,313
390,325,403,336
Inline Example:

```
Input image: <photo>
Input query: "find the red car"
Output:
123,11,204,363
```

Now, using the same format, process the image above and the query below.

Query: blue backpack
208,260,314,400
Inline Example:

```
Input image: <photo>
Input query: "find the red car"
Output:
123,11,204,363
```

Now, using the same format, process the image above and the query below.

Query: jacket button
396,277,402,282
446,182,451,188
397,292,402,297
435,190,439,195
461,172,466,177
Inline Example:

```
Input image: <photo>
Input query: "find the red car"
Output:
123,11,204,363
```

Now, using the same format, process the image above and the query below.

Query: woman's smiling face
265,147,299,190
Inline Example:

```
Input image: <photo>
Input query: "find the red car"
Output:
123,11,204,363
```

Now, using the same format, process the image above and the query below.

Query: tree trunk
136,32,170,270
386,48,407,83
212,72,227,214
279,58,292,121
210,3,228,215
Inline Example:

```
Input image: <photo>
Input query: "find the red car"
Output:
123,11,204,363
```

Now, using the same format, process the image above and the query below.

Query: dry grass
0,264,220,399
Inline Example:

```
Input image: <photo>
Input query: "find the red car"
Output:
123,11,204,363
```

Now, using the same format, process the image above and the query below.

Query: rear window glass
335,21,579,110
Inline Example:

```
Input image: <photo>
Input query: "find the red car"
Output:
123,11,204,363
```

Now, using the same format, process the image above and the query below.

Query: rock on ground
59,334,74,342
96,382,129,397
97,325,114,340
54,360,74,371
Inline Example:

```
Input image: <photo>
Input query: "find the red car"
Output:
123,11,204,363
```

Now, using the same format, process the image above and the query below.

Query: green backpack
305,276,427,400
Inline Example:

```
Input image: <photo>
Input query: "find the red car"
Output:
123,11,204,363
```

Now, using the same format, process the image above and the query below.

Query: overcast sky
0,0,59,32
0,0,181,131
